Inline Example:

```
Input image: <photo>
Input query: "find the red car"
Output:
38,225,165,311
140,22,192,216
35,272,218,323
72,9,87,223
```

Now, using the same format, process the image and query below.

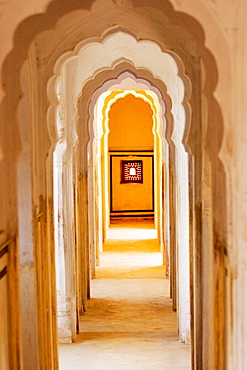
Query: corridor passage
59,220,191,369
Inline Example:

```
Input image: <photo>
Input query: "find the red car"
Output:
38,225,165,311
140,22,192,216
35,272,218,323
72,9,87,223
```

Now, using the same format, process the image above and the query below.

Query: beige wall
0,0,247,369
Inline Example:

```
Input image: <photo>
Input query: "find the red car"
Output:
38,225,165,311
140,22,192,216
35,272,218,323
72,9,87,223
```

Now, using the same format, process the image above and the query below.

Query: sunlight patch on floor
107,219,158,240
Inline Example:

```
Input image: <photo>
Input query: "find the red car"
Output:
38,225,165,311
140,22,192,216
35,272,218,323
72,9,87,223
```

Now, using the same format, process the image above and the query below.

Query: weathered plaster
0,0,246,369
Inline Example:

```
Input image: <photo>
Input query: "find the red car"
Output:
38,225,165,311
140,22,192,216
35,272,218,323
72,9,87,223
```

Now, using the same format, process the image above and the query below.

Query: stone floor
59,219,191,369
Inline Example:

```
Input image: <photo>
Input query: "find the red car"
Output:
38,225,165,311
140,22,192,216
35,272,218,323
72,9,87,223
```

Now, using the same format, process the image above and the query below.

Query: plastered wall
0,1,247,369
110,154,154,216
108,94,154,217
108,94,153,151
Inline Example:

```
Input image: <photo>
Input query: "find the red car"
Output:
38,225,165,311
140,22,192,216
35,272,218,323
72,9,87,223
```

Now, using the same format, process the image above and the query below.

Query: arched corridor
1,1,247,369
59,219,191,369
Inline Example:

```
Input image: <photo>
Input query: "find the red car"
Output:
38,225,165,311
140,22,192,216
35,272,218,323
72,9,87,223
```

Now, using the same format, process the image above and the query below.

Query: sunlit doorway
60,91,189,368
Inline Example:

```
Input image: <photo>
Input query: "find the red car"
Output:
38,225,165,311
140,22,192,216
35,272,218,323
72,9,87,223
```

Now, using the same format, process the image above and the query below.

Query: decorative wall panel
121,160,143,184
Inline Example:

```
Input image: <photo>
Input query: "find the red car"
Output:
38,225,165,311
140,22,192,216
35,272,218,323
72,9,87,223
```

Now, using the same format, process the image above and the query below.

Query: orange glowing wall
108,94,154,215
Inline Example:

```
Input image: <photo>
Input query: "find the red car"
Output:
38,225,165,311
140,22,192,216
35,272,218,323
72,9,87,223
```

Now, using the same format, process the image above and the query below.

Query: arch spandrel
1,0,224,169
75,60,174,169
49,31,190,170
1,0,231,174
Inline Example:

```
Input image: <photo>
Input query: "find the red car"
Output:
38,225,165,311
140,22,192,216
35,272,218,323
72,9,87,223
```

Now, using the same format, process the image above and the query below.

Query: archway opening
108,93,155,222
0,0,229,368
49,29,192,365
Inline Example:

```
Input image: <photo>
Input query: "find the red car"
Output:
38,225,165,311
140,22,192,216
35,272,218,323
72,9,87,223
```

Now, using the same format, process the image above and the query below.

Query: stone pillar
17,61,39,369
